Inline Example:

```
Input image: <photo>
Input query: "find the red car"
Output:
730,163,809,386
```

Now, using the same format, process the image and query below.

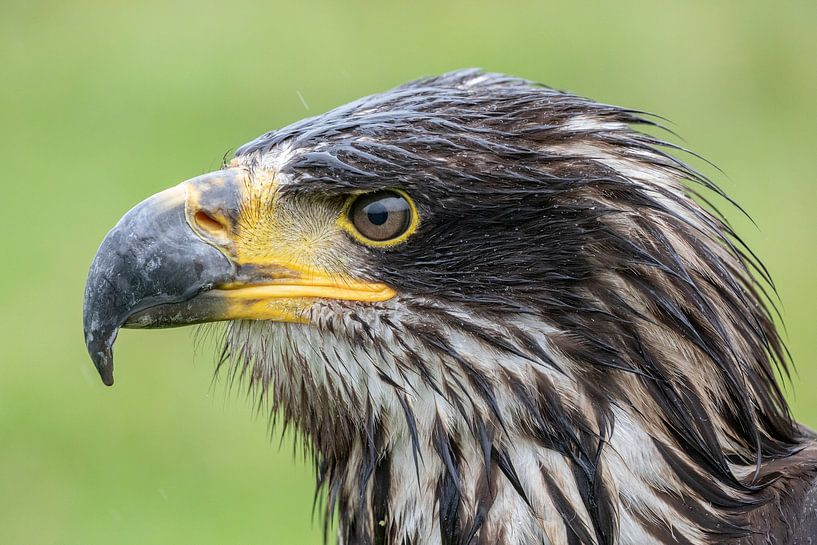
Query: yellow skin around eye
178,168,401,324
336,188,420,248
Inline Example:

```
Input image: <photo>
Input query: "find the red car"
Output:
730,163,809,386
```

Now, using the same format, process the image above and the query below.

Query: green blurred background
1,1,815,543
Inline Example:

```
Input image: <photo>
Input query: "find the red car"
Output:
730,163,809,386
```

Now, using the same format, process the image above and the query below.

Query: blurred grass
0,0,815,543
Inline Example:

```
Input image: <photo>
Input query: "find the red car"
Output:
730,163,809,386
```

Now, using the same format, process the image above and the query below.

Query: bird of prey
83,69,817,545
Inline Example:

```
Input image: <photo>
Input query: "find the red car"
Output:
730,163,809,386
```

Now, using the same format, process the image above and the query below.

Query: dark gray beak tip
98,357,115,387
85,328,117,386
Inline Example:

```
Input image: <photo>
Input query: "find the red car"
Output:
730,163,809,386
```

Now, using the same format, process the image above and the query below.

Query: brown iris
348,191,413,242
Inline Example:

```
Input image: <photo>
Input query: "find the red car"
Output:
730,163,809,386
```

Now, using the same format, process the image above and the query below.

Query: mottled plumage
84,70,817,545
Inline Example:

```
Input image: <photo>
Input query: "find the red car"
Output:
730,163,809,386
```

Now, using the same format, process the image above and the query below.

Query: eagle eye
344,190,417,245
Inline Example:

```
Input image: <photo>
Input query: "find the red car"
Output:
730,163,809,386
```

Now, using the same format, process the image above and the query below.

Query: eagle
83,70,817,545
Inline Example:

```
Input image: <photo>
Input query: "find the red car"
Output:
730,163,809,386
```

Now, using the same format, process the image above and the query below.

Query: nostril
194,210,227,235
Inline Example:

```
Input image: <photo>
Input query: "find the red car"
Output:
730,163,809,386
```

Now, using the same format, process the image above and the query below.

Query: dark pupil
365,202,389,226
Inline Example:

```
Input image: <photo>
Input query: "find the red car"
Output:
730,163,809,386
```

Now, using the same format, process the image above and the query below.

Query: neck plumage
221,294,808,545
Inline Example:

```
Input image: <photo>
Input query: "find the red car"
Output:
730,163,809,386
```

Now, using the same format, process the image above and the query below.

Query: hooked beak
83,169,395,386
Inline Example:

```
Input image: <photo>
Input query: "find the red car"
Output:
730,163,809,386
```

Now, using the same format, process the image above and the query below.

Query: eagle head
83,70,816,545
